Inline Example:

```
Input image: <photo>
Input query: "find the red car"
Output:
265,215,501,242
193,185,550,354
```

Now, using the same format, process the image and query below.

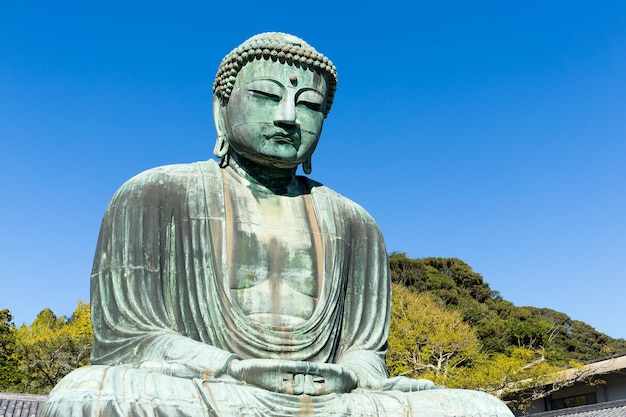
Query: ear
213,95,227,139
302,157,312,174
212,96,230,158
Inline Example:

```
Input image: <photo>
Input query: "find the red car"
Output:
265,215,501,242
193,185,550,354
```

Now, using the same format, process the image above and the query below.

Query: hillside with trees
387,253,626,409
1,255,624,410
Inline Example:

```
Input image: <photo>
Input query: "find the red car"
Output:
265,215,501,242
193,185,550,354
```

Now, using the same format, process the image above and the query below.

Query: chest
229,195,318,292
223,178,323,325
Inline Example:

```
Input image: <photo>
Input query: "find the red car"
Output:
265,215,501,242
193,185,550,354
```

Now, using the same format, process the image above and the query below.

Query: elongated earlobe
212,95,231,165
303,157,312,174
214,135,230,167
213,135,229,158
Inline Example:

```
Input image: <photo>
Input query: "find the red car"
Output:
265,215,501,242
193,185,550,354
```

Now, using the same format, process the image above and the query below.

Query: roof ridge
531,398,626,417
0,392,48,401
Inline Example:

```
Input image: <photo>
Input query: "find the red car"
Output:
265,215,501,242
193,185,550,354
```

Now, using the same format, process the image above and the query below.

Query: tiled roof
531,399,626,417
0,392,47,417
1,392,625,417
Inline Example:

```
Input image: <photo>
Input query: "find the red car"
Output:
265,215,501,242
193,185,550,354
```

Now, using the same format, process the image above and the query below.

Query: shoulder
123,160,218,187
109,160,220,206
303,177,379,229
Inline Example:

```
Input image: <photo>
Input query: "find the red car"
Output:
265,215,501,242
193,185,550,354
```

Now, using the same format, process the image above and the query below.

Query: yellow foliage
387,283,482,385
15,301,93,393
387,283,570,409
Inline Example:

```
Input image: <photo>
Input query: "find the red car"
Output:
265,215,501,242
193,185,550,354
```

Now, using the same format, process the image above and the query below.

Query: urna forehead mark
213,32,338,116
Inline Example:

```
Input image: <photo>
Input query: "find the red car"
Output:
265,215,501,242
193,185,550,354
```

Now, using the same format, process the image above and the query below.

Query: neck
227,152,299,193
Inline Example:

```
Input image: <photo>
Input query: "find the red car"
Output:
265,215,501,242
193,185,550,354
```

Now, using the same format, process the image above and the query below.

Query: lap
42,365,512,417
42,365,211,417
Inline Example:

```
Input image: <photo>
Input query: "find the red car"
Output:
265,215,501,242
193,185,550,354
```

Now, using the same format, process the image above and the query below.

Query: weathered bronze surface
42,33,514,416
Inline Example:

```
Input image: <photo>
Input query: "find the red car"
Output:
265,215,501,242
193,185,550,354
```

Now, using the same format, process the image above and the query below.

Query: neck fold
226,152,300,195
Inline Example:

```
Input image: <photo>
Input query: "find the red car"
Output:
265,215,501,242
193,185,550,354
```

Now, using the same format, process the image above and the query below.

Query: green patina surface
41,32,514,417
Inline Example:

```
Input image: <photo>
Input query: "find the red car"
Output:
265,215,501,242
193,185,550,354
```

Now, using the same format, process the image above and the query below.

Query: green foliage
386,282,566,403
15,301,93,394
389,253,626,363
387,284,482,385
0,309,22,390
460,346,570,412
388,253,626,408
525,307,626,362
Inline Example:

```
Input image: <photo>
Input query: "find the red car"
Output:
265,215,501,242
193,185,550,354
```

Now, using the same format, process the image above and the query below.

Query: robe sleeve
90,163,238,380
319,191,392,389
340,218,392,389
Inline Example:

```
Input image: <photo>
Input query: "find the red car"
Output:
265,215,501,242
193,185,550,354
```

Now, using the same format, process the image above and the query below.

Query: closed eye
297,101,322,112
249,89,281,102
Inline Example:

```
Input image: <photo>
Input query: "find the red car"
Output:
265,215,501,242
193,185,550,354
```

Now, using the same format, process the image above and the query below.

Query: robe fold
42,160,513,417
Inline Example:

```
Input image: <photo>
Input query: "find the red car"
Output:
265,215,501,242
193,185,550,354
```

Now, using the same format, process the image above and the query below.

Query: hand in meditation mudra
43,33,513,417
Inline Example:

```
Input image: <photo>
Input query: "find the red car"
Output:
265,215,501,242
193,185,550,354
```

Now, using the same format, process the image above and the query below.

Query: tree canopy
0,302,93,394
389,253,626,363
0,309,21,389
387,253,626,410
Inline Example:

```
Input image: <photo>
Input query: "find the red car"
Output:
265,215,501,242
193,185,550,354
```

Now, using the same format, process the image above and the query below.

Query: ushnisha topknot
213,32,338,117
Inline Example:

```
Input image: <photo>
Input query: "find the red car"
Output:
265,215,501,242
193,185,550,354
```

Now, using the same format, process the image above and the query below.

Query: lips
266,131,299,144
271,135,294,144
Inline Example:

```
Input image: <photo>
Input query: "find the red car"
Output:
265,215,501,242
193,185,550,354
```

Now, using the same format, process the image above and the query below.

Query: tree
387,253,621,411
16,301,93,393
0,309,22,390
389,253,626,362
386,284,576,411
387,283,482,385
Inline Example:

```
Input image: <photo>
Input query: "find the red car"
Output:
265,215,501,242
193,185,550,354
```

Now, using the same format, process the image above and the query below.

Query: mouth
265,132,299,145
271,135,294,144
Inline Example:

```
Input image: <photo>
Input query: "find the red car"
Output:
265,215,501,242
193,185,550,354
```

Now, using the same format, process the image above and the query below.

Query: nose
274,96,298,127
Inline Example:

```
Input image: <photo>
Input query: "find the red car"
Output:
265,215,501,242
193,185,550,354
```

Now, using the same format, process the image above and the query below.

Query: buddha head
212,32,338,174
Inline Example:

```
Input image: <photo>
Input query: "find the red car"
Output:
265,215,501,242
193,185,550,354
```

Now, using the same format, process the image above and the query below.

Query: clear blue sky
2,1,625,339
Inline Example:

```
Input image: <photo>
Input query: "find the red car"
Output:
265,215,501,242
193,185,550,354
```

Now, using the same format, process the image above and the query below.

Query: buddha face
216,59,328,169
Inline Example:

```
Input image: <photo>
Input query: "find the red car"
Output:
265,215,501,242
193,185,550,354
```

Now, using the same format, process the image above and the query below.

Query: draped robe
42,160,513,417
